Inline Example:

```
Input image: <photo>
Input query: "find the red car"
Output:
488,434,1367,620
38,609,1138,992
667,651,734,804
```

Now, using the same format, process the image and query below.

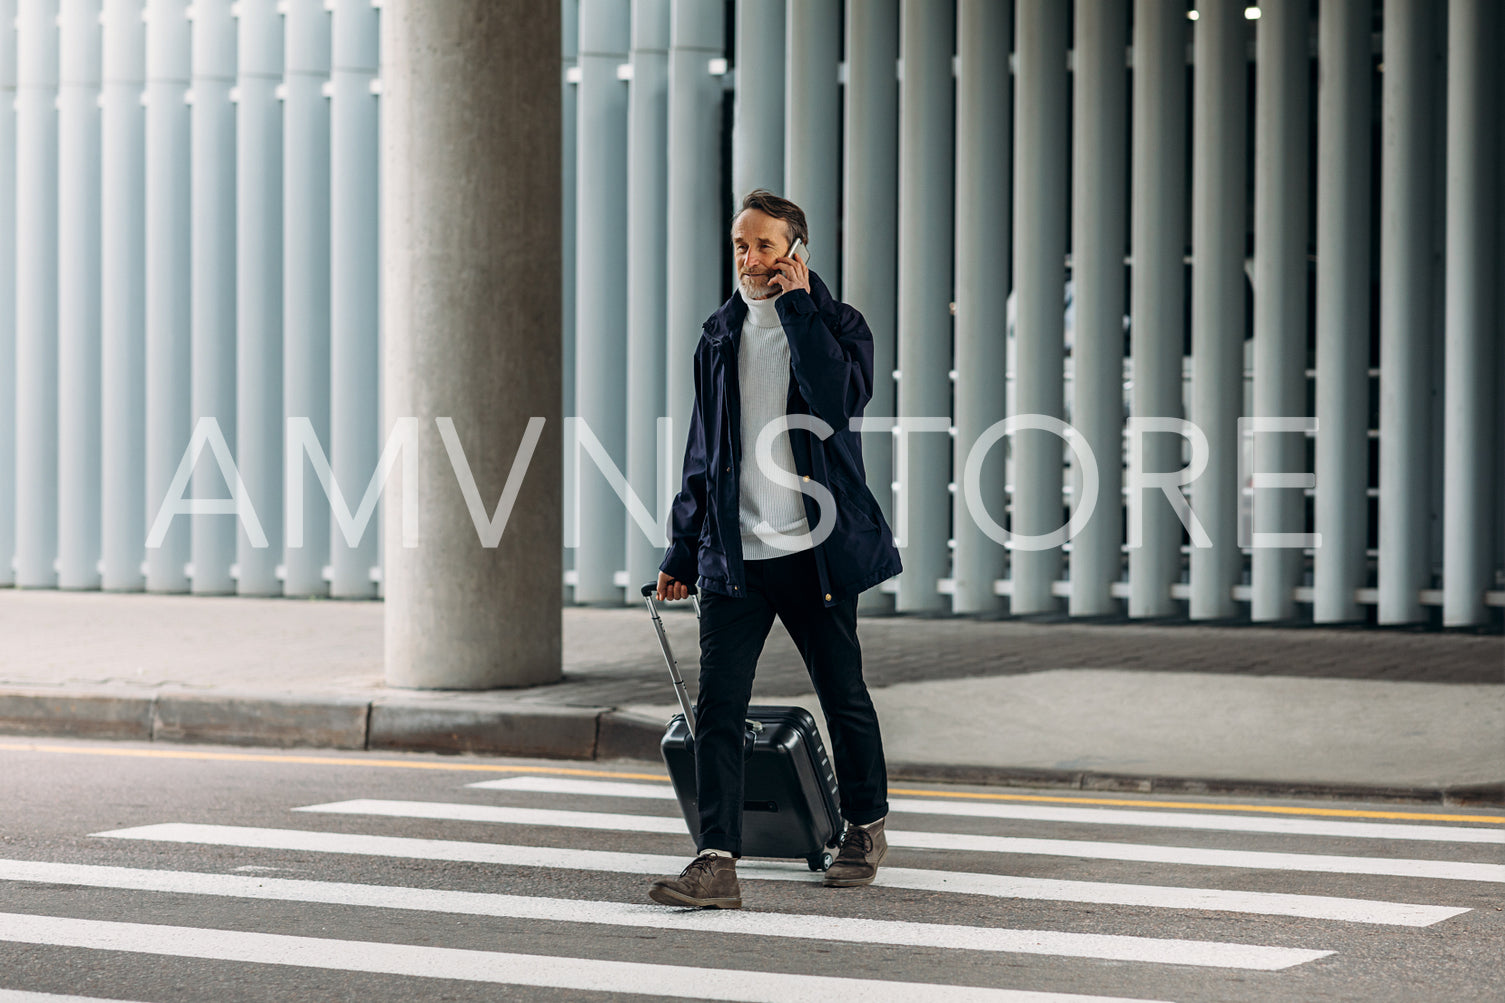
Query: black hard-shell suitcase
640,583,843,872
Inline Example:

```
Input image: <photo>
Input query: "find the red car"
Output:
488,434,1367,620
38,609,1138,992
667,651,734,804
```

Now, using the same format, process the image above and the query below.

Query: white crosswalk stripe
0,987,152,993
292,798,1505,883
0,912,1168,1003
3,770,1493,1001
95,821,1468,927
0,859,1330,969
471,775,1505,844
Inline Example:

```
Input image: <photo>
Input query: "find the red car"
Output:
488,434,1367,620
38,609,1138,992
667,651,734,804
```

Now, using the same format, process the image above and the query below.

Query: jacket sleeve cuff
659,542,698,584
777,288,817,317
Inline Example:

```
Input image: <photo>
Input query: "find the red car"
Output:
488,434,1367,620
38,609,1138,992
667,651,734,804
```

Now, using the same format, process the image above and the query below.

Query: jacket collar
703,270,837,345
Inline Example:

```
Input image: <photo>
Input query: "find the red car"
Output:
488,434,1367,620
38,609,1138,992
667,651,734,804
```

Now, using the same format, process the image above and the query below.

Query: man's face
731,209,792,301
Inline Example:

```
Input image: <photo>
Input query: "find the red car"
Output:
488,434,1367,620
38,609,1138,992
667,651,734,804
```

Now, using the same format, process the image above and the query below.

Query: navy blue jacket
659,271,903,606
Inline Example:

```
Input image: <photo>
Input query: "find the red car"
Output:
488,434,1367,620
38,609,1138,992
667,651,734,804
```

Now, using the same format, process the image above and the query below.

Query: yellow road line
886,787,1505,824
0,742,666,782
6,740,1501,824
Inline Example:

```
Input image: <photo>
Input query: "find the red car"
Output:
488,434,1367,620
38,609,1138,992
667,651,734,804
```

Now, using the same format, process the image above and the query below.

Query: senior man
649,190,902,910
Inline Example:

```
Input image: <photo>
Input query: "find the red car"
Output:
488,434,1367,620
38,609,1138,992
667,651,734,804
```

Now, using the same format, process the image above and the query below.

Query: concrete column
561,0,578,591
1250,0,1310,622
235,0,283,596
784,0,840,289
732,0,783,198
382,0,562,688
1070,0,1127,617
572,0,629,603
144,0,191,592
843,0,898,615
951,0,1009,615
100,0,147,591
1442,0,1500,626
0,0,16,586
329,0,379,598
1188,0,1247,620
189,0,236,594
625,0,670,589
664,0,723,439
1313,0,1371,624
895,0,954,614
58,0,103,590
1127,0,1187,618
14,0,60,588
1378,0,1440,625
283,0,331,597
1011,0,1067,614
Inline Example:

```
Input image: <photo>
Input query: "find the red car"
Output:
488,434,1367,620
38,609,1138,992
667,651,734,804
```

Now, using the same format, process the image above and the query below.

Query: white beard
739,273,777,301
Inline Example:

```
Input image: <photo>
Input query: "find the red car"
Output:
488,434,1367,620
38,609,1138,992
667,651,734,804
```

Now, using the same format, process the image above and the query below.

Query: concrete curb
2,687,1499,806
596,709,671,762
153,692,372,749
0,688,608,761
0,689,155,742
369,699,603,758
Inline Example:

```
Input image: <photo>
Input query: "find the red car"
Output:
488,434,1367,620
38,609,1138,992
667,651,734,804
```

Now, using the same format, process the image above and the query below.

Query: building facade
1,0,1501,630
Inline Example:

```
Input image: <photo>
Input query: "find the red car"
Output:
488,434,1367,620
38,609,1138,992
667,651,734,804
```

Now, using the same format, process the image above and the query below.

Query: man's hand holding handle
655,572,691,602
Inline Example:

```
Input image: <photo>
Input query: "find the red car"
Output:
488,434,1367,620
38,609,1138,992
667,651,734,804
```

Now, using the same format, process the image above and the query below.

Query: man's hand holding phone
768,238,811,296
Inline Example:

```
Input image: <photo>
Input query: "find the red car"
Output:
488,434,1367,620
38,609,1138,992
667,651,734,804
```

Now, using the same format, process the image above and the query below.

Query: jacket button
725,466,731,472
824,593,832,601
802,475,810,482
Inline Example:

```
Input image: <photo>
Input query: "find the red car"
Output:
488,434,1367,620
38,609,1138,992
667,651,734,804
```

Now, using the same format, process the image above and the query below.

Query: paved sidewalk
0,590,1500,803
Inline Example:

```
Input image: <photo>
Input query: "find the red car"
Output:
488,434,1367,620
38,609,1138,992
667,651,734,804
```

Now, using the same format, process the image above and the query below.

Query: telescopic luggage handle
640,582,700,738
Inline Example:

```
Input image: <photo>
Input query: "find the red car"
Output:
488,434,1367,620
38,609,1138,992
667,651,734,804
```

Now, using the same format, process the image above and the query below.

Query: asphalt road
0,737,1500,1002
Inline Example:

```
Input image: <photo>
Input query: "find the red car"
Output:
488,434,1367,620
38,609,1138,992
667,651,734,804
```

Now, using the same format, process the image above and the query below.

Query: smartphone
789,238,810,266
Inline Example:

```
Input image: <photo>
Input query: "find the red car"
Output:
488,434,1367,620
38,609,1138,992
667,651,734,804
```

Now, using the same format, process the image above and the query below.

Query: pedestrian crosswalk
0,764,1498,1001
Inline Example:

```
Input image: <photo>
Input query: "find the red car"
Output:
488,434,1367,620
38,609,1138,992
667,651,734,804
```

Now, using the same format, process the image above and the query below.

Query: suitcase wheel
807,851,834,872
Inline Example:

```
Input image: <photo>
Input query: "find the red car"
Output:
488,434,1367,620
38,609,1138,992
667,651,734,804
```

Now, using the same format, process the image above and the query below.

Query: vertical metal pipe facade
1442,0,1498,626
561,0,578,589
664,0,723,439
951,0,1009,614
894,0,953,613
1313,0,1372,624
328,0,379,598
1378,0,1440,625
784,0,840,286
1011,0,1067,614
1127,0,1187,618
573,0,630,602
0,0,1491,632
14,0,60,588
843,0,898,615
100,0,146,591
732,0,783,198
1188,0,1247,621
58,0,102,589
625,0,669,587
1070,0,1127,617
144,0,190,592
282,0,331,597
1250,0,1310,622
189,0,236,594
235,0,282,596
0,0,16,586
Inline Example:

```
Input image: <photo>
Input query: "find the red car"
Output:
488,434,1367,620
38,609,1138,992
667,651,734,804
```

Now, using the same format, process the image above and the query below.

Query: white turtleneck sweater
738,291,813,558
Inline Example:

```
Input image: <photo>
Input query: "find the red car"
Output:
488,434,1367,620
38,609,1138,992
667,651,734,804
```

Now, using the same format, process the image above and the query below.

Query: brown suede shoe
823,818,887,887
648,852,742,909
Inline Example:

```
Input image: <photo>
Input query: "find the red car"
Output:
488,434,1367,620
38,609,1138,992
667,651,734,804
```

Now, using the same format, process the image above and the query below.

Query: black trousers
693,549,889,856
